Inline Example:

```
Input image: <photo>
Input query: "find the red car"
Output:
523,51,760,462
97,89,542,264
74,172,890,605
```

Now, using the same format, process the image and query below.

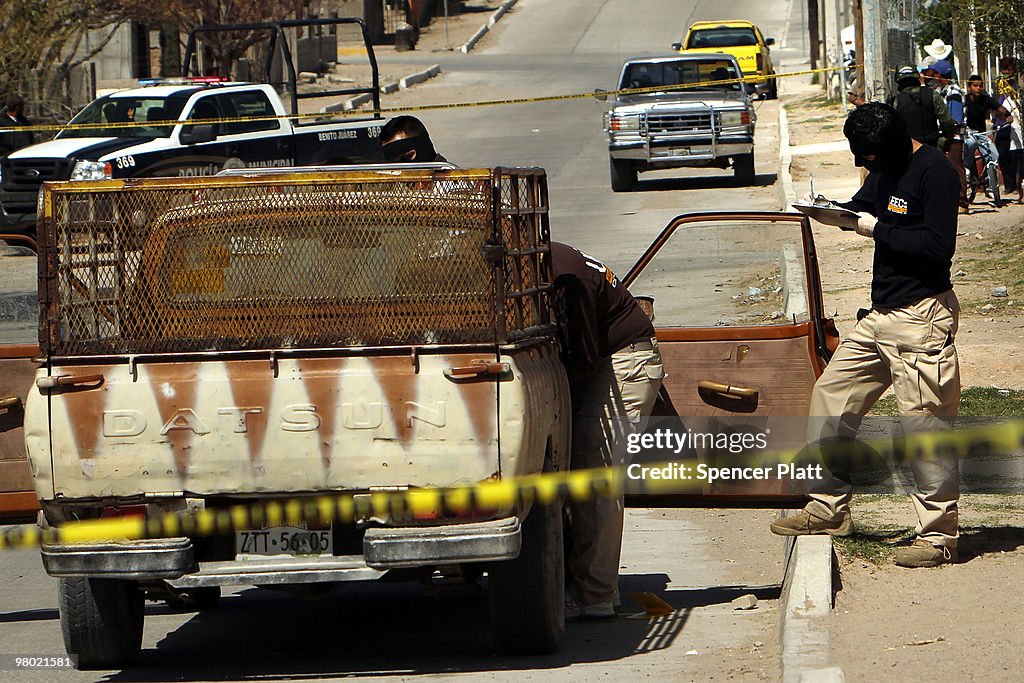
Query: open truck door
0,234,40,520
623,212,839,503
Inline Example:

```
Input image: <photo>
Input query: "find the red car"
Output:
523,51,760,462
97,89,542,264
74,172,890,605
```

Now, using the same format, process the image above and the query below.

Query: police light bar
137,76,230,86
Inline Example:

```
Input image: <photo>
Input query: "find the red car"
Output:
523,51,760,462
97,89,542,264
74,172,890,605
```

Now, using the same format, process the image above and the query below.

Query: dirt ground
783,81,1024,681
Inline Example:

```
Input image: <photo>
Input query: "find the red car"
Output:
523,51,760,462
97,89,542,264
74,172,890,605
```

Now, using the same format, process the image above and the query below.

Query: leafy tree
950,0,1024,67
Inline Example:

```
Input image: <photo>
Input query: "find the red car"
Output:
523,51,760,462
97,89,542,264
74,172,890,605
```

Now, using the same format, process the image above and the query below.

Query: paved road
0,0,809,680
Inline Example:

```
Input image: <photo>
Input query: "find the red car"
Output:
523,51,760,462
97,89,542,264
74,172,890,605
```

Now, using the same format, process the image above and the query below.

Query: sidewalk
298,0,512,114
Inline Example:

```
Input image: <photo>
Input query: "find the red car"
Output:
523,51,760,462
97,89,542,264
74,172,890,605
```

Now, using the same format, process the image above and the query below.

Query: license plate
670,147,691,156
235,525,333,556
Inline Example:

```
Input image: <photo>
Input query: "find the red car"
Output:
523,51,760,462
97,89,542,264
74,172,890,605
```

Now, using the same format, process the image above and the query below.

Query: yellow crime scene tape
1,418,1021,552
0,63,855,136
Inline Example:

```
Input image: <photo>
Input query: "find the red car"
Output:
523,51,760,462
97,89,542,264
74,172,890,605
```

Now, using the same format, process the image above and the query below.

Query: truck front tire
488,498,565,655
59,577,144,669
734,153,756,185
610,158,637,192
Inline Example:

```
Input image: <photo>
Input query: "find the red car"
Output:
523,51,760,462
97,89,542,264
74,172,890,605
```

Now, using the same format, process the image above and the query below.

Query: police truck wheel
610,158,636,192
488,498,565,655
58,577,144,669
734,153,756,185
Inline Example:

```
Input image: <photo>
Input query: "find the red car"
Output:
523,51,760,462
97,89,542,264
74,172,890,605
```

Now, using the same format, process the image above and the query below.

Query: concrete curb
779,533,842,682
774,89,844,681
324,64,442,113
777,104,796,210
460,0,519,53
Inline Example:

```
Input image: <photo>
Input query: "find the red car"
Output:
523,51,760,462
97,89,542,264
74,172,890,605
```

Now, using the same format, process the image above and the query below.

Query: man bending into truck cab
550,242,664,619
379,115,448,163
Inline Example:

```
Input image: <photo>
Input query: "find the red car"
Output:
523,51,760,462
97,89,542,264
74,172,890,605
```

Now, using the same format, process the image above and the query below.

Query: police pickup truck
0,79,385,234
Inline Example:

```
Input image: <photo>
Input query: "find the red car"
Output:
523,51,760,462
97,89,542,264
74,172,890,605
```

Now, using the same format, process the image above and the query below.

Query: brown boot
769,509,853,537
895,539,958,568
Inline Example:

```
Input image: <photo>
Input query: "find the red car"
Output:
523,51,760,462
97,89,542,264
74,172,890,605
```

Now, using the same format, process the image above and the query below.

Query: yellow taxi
673,20,778,99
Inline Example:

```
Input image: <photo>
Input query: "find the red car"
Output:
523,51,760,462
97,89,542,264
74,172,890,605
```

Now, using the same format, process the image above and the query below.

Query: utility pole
808,0,821,75
861,0,885,101
853,0,865,98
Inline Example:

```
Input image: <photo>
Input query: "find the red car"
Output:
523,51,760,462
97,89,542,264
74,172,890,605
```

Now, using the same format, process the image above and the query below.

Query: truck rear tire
767,74,779,100
734,153,756,185
610,158,637,192
58,577,144,669
489,499,565,655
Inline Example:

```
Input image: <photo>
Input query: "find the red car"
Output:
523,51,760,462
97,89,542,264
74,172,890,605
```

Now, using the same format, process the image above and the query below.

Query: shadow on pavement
98,573,780,681
0,607,58,624
633,173,778,192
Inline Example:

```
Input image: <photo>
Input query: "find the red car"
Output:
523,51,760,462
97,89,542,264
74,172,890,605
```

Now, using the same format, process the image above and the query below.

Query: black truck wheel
767,73,779,100
489,498,565,655
59,577,144,669
610,158,637,192
734,153,756,185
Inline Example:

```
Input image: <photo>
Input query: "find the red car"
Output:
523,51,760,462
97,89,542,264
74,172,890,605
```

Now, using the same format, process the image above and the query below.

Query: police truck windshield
57,96,190,139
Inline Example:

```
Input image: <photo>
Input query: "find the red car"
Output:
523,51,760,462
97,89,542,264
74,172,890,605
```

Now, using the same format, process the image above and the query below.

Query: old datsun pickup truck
24,167,571,667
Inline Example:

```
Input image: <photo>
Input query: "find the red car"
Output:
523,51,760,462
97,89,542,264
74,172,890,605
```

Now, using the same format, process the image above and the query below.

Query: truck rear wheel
734,153,756,185
610,158,637,192
488,498,565,655
58,577,144,669
767,74,779,100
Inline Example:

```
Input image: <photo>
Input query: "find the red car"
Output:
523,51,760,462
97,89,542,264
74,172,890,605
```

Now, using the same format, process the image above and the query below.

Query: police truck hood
7,137,148,162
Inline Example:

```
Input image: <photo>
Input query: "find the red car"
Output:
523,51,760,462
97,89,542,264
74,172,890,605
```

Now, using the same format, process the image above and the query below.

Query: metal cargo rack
36,167,556,358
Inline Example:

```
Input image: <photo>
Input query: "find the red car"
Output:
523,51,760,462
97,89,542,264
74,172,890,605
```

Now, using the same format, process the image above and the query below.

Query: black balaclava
845,103,913,175
381,135,436,163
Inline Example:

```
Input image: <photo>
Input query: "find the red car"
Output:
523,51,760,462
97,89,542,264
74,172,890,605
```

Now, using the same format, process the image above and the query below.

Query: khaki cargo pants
806,290,961,547
567,338,664,607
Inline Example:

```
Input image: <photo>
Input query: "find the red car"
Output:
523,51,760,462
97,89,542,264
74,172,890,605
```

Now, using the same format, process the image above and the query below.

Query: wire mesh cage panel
37,168,555,356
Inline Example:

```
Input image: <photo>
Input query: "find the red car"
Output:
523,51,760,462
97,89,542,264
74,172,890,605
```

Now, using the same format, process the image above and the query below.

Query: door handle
697,380,758,400
444,362,510,380
0,396,22,412
35,374,104,390
697,380,759,413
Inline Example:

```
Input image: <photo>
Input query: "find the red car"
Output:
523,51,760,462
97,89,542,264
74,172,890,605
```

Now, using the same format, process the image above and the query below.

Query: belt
623,337,655,352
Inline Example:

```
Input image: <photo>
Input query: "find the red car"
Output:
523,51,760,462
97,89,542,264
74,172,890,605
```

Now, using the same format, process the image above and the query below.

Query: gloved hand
854,211,877,237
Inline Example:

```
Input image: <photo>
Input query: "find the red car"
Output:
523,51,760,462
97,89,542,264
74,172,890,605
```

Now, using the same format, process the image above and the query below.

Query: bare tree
158,0,299,76
0,0,145,120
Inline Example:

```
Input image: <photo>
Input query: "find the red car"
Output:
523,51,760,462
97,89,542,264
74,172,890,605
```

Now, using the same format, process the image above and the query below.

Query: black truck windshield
57,95,190,139
621,60,742,92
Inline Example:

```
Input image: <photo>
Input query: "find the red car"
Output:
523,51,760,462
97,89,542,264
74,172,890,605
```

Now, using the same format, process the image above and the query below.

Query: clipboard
791,202,859,230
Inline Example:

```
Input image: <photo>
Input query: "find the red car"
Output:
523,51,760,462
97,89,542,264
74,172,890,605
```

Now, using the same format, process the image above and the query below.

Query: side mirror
671,42,682,52
593,88,608,102
765,37,775,46
180,124,217,145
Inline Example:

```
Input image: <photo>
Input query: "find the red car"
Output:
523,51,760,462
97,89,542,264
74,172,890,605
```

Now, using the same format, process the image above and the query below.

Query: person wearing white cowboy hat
924,38,953,62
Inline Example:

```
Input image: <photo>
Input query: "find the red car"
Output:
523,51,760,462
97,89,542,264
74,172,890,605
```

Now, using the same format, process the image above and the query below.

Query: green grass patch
869,387,1024,417
834,527,911,564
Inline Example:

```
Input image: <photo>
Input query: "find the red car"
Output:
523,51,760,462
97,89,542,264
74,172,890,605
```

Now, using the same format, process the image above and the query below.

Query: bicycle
964,127,1004,206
